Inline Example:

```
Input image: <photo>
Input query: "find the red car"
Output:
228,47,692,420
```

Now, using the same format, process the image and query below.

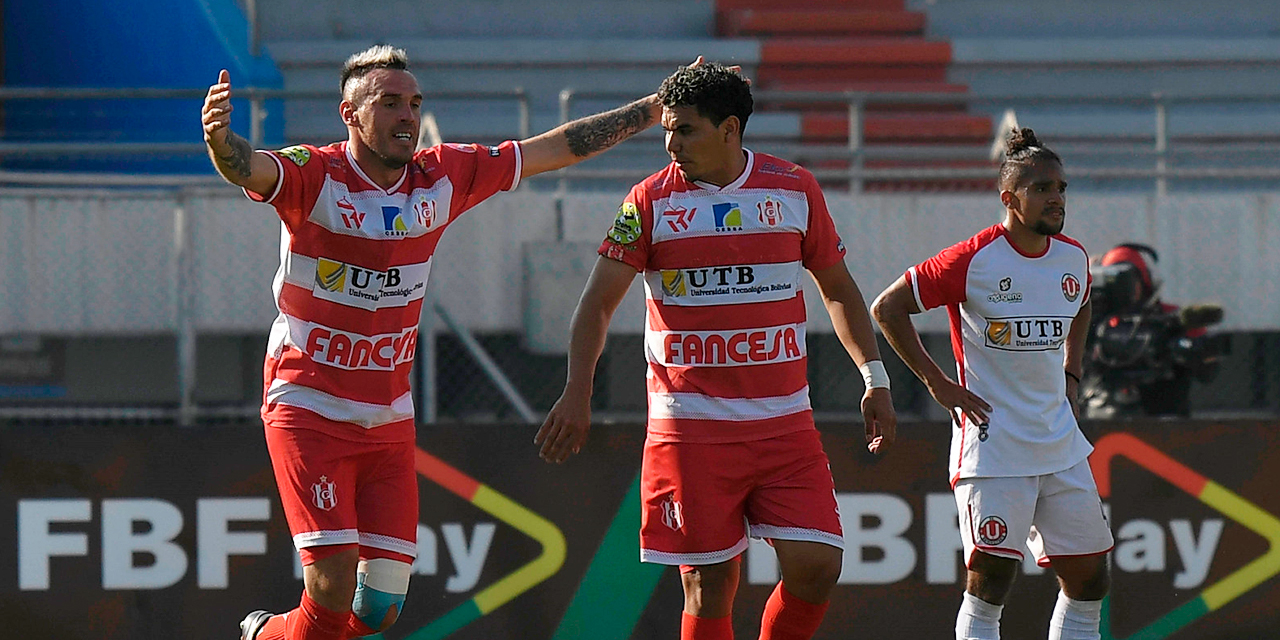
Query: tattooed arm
201,69,280,198
518,94,660,179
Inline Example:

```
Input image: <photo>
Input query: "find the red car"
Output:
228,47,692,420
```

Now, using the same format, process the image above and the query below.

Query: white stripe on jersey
642,261,803,307
648,386,812,422
645,322,807,368
266,378,414,428
285,253,432,311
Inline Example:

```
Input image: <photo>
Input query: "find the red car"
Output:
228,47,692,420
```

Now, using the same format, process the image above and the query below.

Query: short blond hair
340,45,409,103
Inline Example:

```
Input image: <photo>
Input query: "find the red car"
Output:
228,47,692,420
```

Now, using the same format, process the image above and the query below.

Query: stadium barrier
3,419,1278,639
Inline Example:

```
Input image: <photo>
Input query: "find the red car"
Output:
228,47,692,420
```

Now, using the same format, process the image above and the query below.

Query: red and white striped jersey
598,150,846,444
249,140,521,441
907,224,1094,483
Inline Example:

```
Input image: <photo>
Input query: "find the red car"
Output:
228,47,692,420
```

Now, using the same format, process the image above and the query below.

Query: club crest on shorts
977,515,1008,546
312,475,337,511
660,496,684,531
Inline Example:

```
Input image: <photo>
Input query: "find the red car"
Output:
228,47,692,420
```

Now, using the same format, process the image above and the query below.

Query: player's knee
966,553,1018,603
352,558,411,632
1064,562,1110,601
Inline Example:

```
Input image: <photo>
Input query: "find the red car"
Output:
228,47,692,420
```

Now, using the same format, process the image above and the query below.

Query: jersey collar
344,143,407,195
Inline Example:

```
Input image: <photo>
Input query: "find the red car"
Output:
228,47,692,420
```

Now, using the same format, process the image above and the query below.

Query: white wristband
860,360,891,390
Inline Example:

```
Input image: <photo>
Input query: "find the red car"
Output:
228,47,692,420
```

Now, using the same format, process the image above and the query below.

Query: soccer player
201,44,677,640
870,128,1113,640
535,62,897,640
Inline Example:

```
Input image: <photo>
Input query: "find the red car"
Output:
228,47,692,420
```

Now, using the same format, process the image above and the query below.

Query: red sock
758,583,829,640
276,591,349,640
682,611,734,640
256,614,287,640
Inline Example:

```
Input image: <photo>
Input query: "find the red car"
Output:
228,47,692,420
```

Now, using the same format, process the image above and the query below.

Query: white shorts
954,459,1114,568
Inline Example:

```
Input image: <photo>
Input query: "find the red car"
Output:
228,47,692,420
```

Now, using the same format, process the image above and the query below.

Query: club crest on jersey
1062,273,1082,302
277,145,311,167
413,196,438,230
312,476,337,511
607,202,642,245
712,202,743,232
337,197,365,229
661,205,695,232
977,516,1008,545
660,496,684,531
757,196,782,227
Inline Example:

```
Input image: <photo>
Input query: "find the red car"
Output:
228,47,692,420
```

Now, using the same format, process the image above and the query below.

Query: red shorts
263,420,418,564
639,428,843,566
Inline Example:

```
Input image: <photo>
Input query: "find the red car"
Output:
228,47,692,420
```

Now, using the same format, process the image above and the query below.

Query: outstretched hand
862,387,897,454
928,377,993,429
202,69,234,148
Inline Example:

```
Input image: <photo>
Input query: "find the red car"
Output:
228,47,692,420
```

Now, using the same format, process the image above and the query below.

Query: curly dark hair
657,62,752,135
998,127,1062,190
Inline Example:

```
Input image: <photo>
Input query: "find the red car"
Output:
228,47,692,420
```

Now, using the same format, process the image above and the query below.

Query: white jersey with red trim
598,150,847,444
249,140,521,440
907,224,1093,482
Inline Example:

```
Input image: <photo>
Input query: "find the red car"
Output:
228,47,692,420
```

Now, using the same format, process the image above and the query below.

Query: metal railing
0,85,530,159
556,88,1280,193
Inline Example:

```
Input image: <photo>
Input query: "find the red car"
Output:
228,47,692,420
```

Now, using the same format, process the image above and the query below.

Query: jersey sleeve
432,141,522,219
245,144,326,233
908,238,975,311
799,174,847,271
597,183,652,272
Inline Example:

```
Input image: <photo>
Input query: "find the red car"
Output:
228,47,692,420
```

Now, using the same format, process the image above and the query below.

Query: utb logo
986,320,1011,346
315,259,347,292
661,270,687,297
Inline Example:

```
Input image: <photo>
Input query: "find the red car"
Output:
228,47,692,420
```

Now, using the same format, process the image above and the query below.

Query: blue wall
4,0,283,173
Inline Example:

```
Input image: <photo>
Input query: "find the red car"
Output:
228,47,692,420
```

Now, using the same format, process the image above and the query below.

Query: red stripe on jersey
647,360,810,398
647,411,815,444
273,347,414,404
644,295,808,332
650,233,804,269
279,282,423,334
290,223,444,271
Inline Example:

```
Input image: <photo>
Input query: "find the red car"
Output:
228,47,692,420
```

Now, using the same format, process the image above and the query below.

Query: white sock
1048,591,1102,640
956,591,1003,640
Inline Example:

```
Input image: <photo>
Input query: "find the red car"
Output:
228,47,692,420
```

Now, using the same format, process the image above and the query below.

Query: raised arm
1064,299,1092,419
535,256,639,463
871,275,992,427
201,69,280,198
809,261,897,453
518,95,660,179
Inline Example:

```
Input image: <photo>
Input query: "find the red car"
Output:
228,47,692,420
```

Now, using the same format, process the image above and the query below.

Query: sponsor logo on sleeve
983,316,1070,351
277,145,311,167
607,202,643,245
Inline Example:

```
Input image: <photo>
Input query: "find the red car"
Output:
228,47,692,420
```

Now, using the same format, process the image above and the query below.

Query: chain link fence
2,185,1279,425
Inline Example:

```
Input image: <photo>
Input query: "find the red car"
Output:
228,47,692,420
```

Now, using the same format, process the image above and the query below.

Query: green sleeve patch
277,145,311,167
607,202,643,245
